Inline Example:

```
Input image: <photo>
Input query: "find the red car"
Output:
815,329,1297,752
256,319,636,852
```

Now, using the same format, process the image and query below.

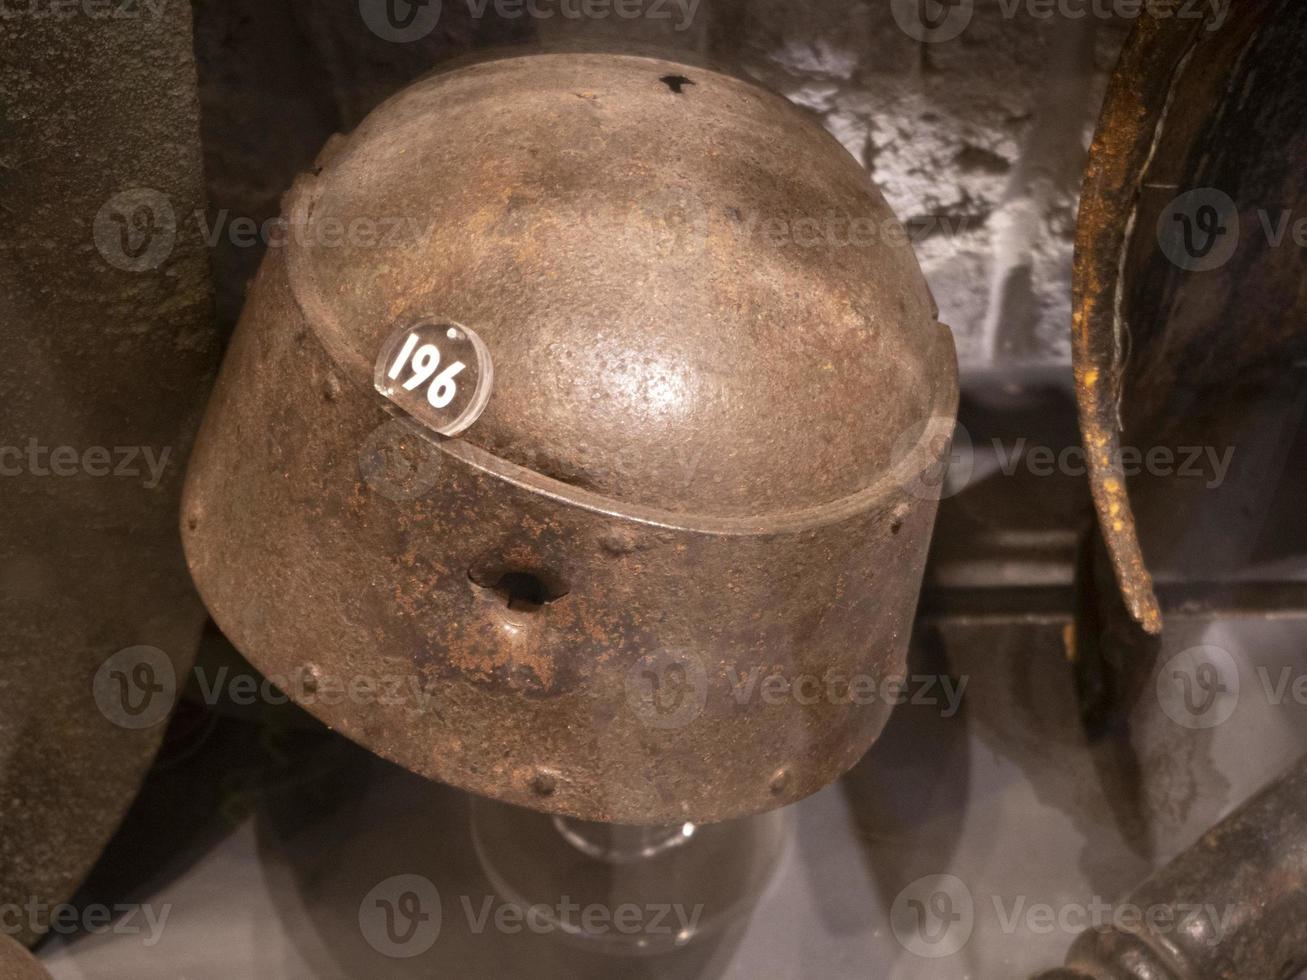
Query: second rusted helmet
182,51,958,825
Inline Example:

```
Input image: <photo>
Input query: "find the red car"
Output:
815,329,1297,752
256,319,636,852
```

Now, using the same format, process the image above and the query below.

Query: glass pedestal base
470,797,791,955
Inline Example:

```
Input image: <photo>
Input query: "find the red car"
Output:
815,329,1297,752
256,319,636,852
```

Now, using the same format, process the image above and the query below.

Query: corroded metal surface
1034,755,1307,980
0,936,49,980
0,6,217,948
1073,1,1307,635
1071,13,1195,636
183,52,957,825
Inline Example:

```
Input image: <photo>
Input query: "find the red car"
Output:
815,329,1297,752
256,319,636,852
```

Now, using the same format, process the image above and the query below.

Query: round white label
373,319,494,437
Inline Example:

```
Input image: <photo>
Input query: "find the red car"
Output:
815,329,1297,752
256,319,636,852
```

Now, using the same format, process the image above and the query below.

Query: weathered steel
183,52,957,825
0,5,218,948
0,936,49,980
1073,1,1307,635
1033,754,1307,980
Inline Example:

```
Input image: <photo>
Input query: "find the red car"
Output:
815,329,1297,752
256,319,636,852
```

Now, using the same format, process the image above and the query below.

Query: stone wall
193,0,1131,366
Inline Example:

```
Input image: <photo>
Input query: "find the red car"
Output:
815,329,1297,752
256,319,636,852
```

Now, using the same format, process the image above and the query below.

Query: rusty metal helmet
182,51,958,825
0,935,50,980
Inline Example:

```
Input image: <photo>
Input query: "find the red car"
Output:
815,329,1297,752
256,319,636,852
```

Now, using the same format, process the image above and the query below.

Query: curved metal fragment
1033,754,1307,980
0,6,218,947
1073,1,1307,633
0,936,49,980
